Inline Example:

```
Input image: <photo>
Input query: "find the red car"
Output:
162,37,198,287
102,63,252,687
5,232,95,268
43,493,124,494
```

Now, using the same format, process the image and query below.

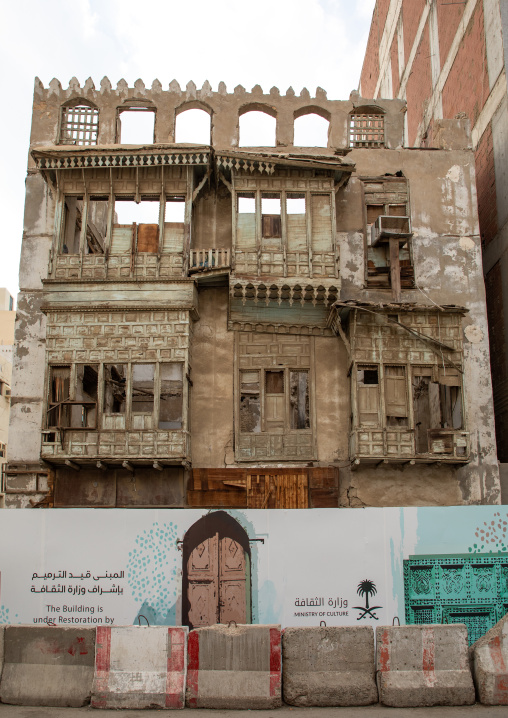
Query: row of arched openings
60,100,385,148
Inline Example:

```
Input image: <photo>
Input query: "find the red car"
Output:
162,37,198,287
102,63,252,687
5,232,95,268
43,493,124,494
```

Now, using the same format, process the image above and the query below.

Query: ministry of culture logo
354,579,382,620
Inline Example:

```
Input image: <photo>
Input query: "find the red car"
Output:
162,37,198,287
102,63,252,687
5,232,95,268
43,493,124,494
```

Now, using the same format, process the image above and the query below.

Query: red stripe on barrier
490,637,508,704
422,628,436,687
91,625,111,709
379,629,390,672
269,627,281,697
166,627,186,709
186,631,200,707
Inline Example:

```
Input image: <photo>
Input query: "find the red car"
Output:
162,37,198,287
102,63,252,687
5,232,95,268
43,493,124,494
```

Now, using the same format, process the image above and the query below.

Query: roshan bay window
48,363,184,431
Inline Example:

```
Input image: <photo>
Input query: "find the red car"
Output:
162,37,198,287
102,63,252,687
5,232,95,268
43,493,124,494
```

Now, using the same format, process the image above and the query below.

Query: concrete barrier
0,625,95,707
0,625,4,680
376,625,475,707
92,625,188,709
282,626,378,706
471,613,508,705
186,624,281,709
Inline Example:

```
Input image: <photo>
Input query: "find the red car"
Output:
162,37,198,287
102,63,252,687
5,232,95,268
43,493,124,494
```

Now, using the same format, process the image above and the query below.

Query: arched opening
294,113,329,147
118,106,155,144
182,511,251,629
239,108,276,147
60,100,99,145
349,106,385,148
175,108,211,144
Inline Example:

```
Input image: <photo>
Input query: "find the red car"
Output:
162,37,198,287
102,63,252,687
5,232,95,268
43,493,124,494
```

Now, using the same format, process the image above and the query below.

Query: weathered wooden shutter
110,226,132,253
357,368,379,426
137,224,159,253
163,223,185,252
236,214,256,249
384,366,407,417
311,194,332,252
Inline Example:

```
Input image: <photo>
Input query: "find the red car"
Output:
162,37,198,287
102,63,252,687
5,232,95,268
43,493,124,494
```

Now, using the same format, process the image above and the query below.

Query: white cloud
0,0,376,298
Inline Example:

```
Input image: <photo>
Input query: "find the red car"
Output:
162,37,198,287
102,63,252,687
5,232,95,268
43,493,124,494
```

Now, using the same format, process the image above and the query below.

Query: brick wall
437,0,465,65
442,1,489,126
406,20,432,146
475,123,498,246
391,32,400,96
402,0,426,62
485,260,508,461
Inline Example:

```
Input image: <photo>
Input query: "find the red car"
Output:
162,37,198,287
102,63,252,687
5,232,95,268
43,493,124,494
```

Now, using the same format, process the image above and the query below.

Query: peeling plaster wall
190,287,234,468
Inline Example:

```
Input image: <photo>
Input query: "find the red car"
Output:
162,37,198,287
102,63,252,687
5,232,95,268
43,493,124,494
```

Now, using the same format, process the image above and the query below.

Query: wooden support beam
122,461,134,473
64,459,80,471
153,461,163,471
96,461,107,471
389,238,401,302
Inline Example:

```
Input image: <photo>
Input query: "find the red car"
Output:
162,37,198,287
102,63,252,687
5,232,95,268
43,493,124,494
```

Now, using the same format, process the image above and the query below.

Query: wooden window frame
45,361,186,433
239,366,311,436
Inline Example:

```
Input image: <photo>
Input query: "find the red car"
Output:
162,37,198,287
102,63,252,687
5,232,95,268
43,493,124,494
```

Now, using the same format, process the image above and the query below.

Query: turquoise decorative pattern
404,554,508,645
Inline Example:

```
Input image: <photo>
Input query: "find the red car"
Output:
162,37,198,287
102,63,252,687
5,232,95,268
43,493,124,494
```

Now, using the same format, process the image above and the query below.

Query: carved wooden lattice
404,554,508,644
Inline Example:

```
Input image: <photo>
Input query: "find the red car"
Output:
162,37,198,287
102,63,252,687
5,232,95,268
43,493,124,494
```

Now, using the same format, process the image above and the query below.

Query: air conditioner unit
371,215,412,246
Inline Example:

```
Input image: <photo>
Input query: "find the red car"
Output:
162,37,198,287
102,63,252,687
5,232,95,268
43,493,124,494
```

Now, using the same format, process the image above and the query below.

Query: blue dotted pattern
127,522,179,615
0,605,18,623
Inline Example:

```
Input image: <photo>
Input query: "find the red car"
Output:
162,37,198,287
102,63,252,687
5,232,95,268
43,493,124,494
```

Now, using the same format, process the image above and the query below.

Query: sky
0,0,376,302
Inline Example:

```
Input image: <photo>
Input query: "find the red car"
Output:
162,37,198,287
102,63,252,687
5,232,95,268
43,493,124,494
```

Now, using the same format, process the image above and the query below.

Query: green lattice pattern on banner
404,554,508,645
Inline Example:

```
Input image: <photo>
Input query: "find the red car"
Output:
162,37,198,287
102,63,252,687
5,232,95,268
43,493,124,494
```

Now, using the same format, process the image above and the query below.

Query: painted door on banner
184,511,251,629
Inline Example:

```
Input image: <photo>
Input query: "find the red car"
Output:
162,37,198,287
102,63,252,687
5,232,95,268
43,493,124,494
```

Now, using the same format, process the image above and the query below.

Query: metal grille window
349,113,384,148
60,105,99,145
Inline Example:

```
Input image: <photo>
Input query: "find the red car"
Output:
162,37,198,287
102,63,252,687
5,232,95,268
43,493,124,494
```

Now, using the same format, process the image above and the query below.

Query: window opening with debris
385,365,408,427
240,371,261,433
163,197,185,252
159,363,183,429
60,104,99,145
240,368,310,435
85,198,108,254
239,110,276,147
349,111,385,147
174,108,211,144
363,179,413,295
103,364,127,414
61,197,83,254
131,364,155,414
111,198,159,253
117,107,155,144
47,365,98,429
293,113,329,147
261,194,282,246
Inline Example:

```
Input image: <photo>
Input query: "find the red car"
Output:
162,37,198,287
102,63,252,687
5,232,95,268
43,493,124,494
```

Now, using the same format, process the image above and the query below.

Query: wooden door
186,528,247,628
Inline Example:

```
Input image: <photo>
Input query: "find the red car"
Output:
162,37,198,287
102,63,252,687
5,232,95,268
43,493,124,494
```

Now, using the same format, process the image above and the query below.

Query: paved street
0,706,508,717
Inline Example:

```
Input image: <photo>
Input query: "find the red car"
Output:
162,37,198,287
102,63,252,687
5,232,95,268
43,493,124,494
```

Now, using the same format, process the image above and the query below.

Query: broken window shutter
311,194,332,252
136,224,159,253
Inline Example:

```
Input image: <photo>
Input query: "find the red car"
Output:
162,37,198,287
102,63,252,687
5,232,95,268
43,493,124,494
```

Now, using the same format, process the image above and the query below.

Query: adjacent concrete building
359,0,508,466
3,76,500,508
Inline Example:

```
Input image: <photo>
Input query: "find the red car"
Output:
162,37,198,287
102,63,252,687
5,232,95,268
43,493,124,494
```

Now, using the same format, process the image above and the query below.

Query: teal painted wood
403,554,508,644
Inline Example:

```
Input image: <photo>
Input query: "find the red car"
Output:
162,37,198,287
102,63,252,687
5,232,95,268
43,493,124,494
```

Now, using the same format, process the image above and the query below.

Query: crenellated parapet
30,77,406,158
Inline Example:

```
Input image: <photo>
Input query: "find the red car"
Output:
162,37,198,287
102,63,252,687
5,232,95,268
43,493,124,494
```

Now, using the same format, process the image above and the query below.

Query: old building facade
359,0,508,467
3,76,500,508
